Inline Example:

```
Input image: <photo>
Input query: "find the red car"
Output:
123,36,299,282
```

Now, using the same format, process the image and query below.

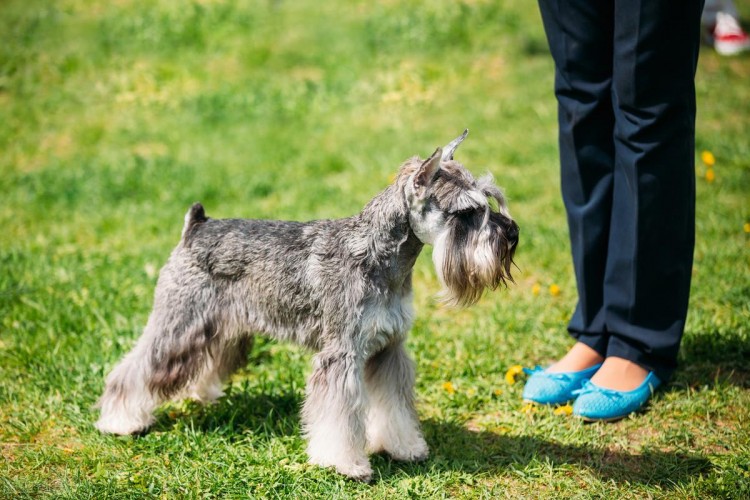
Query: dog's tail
181,202,208,243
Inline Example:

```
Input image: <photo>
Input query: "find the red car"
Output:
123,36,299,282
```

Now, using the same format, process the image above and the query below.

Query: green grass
1,0,749,497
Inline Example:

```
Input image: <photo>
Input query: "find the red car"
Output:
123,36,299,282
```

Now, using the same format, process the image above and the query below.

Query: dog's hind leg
186,335,253,403
95,310,217,435
95,318,167,435
302,349,372,482
364,340,428,462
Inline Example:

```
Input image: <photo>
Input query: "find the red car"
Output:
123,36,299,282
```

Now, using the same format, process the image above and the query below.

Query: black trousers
537,0,704,381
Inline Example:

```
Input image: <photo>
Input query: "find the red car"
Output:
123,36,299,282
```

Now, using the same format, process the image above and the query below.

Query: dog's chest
359,291,414,355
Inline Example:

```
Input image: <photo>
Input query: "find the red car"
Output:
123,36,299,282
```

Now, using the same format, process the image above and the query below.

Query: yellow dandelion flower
701,150,715,167
505,364,524,385
442,381,455,394
493,388,503,396
549,284,561,296
531,283,541,296
466,388,476,397
744,222,750,233
705,168,715,183
553,404,573,416
521,402,536,414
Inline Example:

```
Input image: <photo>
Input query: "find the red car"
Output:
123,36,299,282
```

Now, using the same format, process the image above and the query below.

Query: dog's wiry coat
95,132,519,481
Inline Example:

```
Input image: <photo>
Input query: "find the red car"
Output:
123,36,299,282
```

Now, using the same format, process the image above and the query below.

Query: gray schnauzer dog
95,130,518,481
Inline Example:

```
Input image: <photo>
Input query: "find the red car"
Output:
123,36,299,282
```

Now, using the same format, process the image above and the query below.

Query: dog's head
400,130,519,306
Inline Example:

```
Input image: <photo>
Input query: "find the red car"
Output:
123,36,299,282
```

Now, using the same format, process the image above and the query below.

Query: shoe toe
572,392,633,421
522,375,570,405
572,373,660,421
521,364,601,406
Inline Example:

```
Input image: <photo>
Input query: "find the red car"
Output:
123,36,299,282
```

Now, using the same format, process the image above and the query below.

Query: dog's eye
451,207,479,218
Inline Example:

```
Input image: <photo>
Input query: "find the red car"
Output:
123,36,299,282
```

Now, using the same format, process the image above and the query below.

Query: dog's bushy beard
432,209,516,307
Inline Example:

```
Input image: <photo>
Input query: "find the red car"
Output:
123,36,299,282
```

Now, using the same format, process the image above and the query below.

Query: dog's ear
441,129,468,162
413,147,442,199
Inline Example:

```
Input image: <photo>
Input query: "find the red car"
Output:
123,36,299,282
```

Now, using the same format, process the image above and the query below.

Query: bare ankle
547,342,604,373
590,357,649,391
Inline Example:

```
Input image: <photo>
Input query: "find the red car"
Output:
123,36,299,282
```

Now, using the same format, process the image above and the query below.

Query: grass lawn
1,0,749,497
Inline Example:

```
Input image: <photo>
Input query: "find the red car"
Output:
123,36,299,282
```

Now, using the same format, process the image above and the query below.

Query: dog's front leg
364,340,429,462
302,349,371,481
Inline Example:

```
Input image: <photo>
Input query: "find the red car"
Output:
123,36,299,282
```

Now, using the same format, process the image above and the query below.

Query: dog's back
181,204,321,279
164,203,369,350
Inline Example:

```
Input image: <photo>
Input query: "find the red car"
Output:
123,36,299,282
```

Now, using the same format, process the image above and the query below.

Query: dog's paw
308,454,373,482
367,427,430,463
94,415,151,436
338,460,374,483
185,376,225,404
386,436,429,462
187,388,225,404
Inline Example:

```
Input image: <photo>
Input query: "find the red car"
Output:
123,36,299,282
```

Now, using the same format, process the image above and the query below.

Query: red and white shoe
711,12,750,56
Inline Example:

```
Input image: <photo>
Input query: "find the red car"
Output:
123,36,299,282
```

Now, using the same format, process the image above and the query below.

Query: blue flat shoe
572,372,661,422
522,364,602,405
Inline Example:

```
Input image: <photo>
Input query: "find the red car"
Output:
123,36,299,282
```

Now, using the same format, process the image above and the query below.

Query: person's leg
701,0,722,28
537,0,615,372
547,342,603,373
593,0,703,389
